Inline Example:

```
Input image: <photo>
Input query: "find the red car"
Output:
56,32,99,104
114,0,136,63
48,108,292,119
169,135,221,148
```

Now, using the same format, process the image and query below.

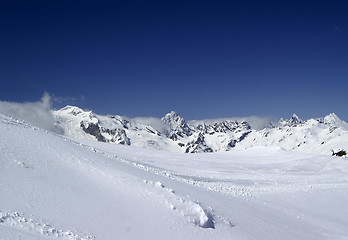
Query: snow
52,106,348,157
1,112,348,239
189,116,272,130
238,116,348,155
53,106,183,152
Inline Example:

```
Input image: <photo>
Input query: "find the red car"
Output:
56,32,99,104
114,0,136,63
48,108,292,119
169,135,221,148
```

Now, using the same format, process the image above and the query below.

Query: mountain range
53,106,348,156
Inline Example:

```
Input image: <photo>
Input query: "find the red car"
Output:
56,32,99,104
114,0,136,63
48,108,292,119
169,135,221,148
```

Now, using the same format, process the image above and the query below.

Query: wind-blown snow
0,93,63,133
1,112,348,239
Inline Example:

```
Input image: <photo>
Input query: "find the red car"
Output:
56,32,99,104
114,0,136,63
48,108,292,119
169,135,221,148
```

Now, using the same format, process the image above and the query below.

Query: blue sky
1,0,347,120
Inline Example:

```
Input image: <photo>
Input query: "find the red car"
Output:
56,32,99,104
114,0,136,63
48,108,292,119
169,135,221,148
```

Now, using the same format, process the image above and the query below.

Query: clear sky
1,0,347,120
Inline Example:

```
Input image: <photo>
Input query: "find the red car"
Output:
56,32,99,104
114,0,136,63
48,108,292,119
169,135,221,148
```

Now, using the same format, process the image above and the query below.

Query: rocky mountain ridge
53,106,348,156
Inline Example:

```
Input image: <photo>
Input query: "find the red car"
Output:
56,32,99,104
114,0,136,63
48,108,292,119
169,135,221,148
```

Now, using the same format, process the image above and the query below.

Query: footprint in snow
145,180,217,229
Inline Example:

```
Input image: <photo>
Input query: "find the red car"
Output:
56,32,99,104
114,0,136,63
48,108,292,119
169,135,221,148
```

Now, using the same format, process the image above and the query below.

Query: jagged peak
289,114,303,124
168,110,179,116
162,111,182,121
212,120,241,132
161,111,194,137
278,114,303,126
162,111,186,126
291,113,300,120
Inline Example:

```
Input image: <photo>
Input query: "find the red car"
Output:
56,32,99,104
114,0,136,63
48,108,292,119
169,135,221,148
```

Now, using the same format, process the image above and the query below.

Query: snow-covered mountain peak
161,111,194,137
59,105,89,115
291,113,302,122
163,110,179,118
55,105,98,124
278,114,303,126
162,111,184,125
320,113,348,130
323,113,342,124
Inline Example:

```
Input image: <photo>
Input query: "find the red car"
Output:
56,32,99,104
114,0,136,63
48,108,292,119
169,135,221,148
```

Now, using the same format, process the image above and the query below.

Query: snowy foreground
1,113,348,240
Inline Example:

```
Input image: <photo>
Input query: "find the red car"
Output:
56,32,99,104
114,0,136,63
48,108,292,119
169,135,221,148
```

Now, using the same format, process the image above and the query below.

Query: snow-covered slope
238,113,348,155
53,106,348,156
1,112,348,239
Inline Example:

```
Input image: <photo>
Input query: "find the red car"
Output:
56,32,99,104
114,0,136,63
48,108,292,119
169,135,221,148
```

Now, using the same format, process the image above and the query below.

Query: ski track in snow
0,211,94,240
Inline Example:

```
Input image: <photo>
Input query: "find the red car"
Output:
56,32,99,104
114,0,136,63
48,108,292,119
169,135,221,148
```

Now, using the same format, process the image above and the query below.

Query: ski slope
1,112,348,239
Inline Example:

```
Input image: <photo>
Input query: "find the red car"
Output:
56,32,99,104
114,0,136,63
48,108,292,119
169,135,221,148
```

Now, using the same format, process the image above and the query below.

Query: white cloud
0,93,63,133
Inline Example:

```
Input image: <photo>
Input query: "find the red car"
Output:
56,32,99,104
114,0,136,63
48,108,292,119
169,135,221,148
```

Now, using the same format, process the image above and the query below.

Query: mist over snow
0,93,63,133
131,116,171,134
